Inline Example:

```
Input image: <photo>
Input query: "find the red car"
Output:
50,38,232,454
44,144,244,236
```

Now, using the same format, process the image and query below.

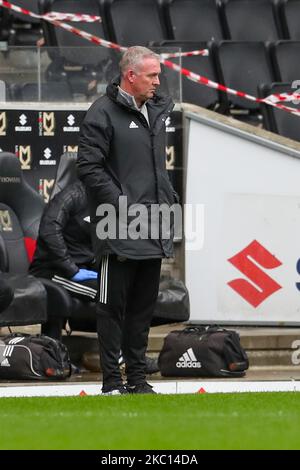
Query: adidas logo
129,121,139,129
0,358,10,367
176,348,202,369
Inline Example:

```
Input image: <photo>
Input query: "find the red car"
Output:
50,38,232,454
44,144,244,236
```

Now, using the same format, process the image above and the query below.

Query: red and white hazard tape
1,0,300,118
43,12,101,23
0,0,124,51
162,59,300,116
0,0,101,22
161,49,209,59
264,92,300,104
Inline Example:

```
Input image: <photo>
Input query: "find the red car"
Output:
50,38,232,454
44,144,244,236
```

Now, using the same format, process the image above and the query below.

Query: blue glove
71,269,98,282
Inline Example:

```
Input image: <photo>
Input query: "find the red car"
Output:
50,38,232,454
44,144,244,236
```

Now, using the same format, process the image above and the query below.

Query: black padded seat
222,0,282,41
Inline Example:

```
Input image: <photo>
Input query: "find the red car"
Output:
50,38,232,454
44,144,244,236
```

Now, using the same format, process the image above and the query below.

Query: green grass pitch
1,392,300,450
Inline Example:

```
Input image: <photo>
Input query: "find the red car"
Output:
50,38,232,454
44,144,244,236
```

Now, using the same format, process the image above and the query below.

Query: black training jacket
77,78,177,262
29,181,96,279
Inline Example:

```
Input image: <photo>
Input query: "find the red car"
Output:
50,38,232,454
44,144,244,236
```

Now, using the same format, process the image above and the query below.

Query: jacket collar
106,76,174,117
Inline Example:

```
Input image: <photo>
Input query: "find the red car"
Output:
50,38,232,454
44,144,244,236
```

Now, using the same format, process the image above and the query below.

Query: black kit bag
152,277,190,325
0,333,72,380
158,326,249,378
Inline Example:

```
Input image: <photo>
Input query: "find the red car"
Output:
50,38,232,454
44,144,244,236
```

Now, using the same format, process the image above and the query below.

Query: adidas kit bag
0,333,72,380
158,326,249,377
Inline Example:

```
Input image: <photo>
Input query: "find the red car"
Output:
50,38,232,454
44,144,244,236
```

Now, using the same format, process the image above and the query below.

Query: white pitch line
1,380,300,397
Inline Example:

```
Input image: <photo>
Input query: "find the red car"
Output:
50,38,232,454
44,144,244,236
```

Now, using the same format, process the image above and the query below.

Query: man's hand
71,269,98,282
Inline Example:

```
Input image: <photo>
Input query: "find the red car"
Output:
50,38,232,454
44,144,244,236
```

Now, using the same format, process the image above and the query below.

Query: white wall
184,112,300,325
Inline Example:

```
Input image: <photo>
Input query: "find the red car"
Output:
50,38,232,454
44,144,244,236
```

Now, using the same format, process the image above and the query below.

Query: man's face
130,57,161,104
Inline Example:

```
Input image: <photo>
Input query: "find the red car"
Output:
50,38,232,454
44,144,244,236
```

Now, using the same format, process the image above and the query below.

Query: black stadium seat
0,152,73,331
259,82,300,142
221,0,282,41
0,153,44,242
154,40,223,110
164,0,225,41
39,0,115,97
9,81,73,102
39,0,111,66
7,0,43,46
270,40,300,83
215,41,275,115
279,0,300,40
105,0,168,47
0,6,10,41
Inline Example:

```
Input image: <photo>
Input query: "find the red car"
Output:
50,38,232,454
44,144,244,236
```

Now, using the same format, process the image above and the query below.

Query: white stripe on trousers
99,254,109,304
52,275,97,300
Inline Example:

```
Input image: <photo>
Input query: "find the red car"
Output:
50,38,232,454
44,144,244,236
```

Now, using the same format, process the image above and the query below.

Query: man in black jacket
29,181,98,338
77,46,178,395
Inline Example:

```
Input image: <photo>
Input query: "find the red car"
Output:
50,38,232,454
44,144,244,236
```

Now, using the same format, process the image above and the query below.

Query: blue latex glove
71,269,98,282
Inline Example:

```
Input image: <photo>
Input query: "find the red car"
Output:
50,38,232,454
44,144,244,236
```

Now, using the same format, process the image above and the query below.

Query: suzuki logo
228,240,282,308
44,148,52,160
19,114,27,125
67,114,75,126
165,116,171,127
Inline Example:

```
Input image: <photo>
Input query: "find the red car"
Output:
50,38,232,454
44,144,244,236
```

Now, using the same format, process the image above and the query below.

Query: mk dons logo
0,112,7,136
40,112,55,136
0,211,12,232
63,145,78,153
228,240,282,308
17,145,31,170
166,146,175,170
39,179,55,203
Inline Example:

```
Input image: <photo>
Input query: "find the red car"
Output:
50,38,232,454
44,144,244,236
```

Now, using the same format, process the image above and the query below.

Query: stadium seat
153,40,224,110
0,7,10,42
39,0,115,98
7,0,43,46
270,40,300,83
279,0,300,40
259,82,300,142
0,153,44,242
105,0,168,47
164,0,225,41
0,152,73,330
221,0,282,41
39,0,111,66
9,81,73,102
0,266,47,328
215,41,275,117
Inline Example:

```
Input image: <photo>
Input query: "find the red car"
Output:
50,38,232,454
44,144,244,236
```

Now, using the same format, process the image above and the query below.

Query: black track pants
96,254,162,389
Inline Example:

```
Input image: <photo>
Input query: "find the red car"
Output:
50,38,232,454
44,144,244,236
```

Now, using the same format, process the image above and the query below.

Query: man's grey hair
120,46,160,76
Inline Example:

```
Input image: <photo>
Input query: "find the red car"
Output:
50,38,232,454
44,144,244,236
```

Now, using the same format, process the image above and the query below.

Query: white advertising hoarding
185,113,300,324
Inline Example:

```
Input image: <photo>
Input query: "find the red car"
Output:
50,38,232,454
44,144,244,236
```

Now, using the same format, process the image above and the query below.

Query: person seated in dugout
29,181,159,374
30,180,98,302
29,180,98,340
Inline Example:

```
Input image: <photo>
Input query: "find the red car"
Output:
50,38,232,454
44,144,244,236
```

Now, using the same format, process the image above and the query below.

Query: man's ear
127,69,135,84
